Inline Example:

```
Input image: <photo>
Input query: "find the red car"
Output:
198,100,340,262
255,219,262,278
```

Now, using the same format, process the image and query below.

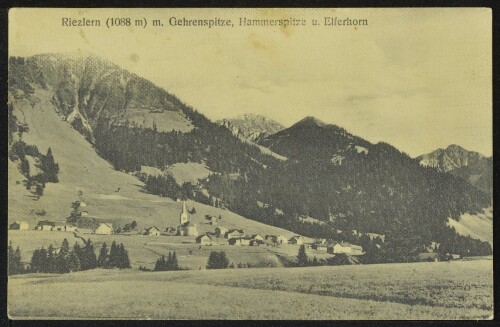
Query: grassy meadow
8,258,493,320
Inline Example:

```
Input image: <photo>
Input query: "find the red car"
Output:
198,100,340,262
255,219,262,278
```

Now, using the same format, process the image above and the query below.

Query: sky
9,8,492,157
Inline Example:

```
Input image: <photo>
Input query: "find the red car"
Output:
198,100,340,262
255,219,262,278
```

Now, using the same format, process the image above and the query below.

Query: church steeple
180,200,189,226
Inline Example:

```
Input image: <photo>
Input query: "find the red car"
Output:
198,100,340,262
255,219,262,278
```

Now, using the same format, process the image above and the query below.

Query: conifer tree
97,242,109,268
47,244,56,273
80,240,97,270
118,243,131,269
109,241,118,268
206,251,229,269
8,242,23,275
67,251,81,272
154,255,166,271
170,251,179,270
297,244,308,267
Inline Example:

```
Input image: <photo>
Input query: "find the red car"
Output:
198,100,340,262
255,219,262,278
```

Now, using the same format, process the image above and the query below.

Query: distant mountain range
417,145,492,195
8,53,492,259
217,114,284,143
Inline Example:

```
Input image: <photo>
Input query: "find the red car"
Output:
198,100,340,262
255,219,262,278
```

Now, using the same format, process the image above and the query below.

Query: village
9,199,380,264
9,196,462,267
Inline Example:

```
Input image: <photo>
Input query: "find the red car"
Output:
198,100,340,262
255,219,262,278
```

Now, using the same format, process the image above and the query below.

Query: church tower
179,201,189,226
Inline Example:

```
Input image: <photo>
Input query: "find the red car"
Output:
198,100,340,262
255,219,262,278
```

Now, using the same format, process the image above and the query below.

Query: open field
8,259,493,320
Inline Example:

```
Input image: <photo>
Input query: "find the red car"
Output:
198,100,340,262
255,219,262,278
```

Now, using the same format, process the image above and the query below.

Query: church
177,201,198,236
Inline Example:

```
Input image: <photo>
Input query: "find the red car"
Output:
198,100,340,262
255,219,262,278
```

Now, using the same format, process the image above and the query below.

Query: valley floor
8,258,493,320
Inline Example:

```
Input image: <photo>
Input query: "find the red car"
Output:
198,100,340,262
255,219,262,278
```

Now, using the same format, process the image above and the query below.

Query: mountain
7,53,301,239
259,116,372,160
9,52,196,143
217,114,285,143
416,145,492,195
8,53,492,261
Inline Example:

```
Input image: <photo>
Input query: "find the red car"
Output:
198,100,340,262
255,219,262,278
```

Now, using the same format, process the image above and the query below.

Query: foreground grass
8,259,492,320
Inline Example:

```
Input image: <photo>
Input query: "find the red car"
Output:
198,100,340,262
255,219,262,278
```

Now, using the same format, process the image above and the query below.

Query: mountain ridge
8,52,492,260
217,114,285,143
416,144,492,195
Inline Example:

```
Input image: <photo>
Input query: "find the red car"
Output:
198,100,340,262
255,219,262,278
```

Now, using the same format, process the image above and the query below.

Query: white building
94,223,114,235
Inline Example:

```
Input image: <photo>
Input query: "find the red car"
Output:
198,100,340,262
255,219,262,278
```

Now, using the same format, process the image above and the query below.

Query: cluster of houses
310,238,364,255
9,220,115,235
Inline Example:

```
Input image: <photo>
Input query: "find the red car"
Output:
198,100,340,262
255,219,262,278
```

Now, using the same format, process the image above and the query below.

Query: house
416,252,439,262
265,235,277,243
196,234,213,245
164,227,177,236
36,220,55,231
250,234,264,242
9,221,29,230
312,244,328,251
94,223,114,235
443,253,460,261
215,226,228,236
229,237,251,246
314,238,327,245
142,226,161,236
328,242,363,255
276,235,288,244
225,229,244,239
289,235,304,245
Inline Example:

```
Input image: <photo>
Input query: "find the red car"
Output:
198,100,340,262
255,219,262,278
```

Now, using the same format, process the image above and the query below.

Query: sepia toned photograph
7,8,493,320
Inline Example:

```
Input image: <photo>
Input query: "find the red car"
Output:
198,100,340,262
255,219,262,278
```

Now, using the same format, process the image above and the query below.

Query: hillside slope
7,88,303,239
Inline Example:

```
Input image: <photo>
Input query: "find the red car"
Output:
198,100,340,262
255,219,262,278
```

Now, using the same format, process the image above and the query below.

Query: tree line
29,238,130,274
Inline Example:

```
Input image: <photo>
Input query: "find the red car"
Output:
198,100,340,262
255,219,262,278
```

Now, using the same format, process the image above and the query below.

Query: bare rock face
417,145,492,195
217,114,284,143
9,52,194,143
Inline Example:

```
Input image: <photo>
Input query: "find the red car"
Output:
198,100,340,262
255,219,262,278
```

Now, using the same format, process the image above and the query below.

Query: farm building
250,234,264,242
9,221,29,230
312,244,328,251
328,242,363,255
229,237,251,246
215,226,228,236
225,229,244,239
276,235,288,244
265,235,276,242
94,223,114,235
142,226,161,236
416,252,440,262
196,234,213,245
289,236,304,245
164,227,177,236
35,221,55,231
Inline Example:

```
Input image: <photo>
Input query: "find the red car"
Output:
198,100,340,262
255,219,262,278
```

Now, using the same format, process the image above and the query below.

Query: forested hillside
8,53,492,261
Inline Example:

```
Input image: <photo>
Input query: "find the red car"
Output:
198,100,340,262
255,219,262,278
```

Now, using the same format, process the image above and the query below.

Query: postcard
7,8,492,320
